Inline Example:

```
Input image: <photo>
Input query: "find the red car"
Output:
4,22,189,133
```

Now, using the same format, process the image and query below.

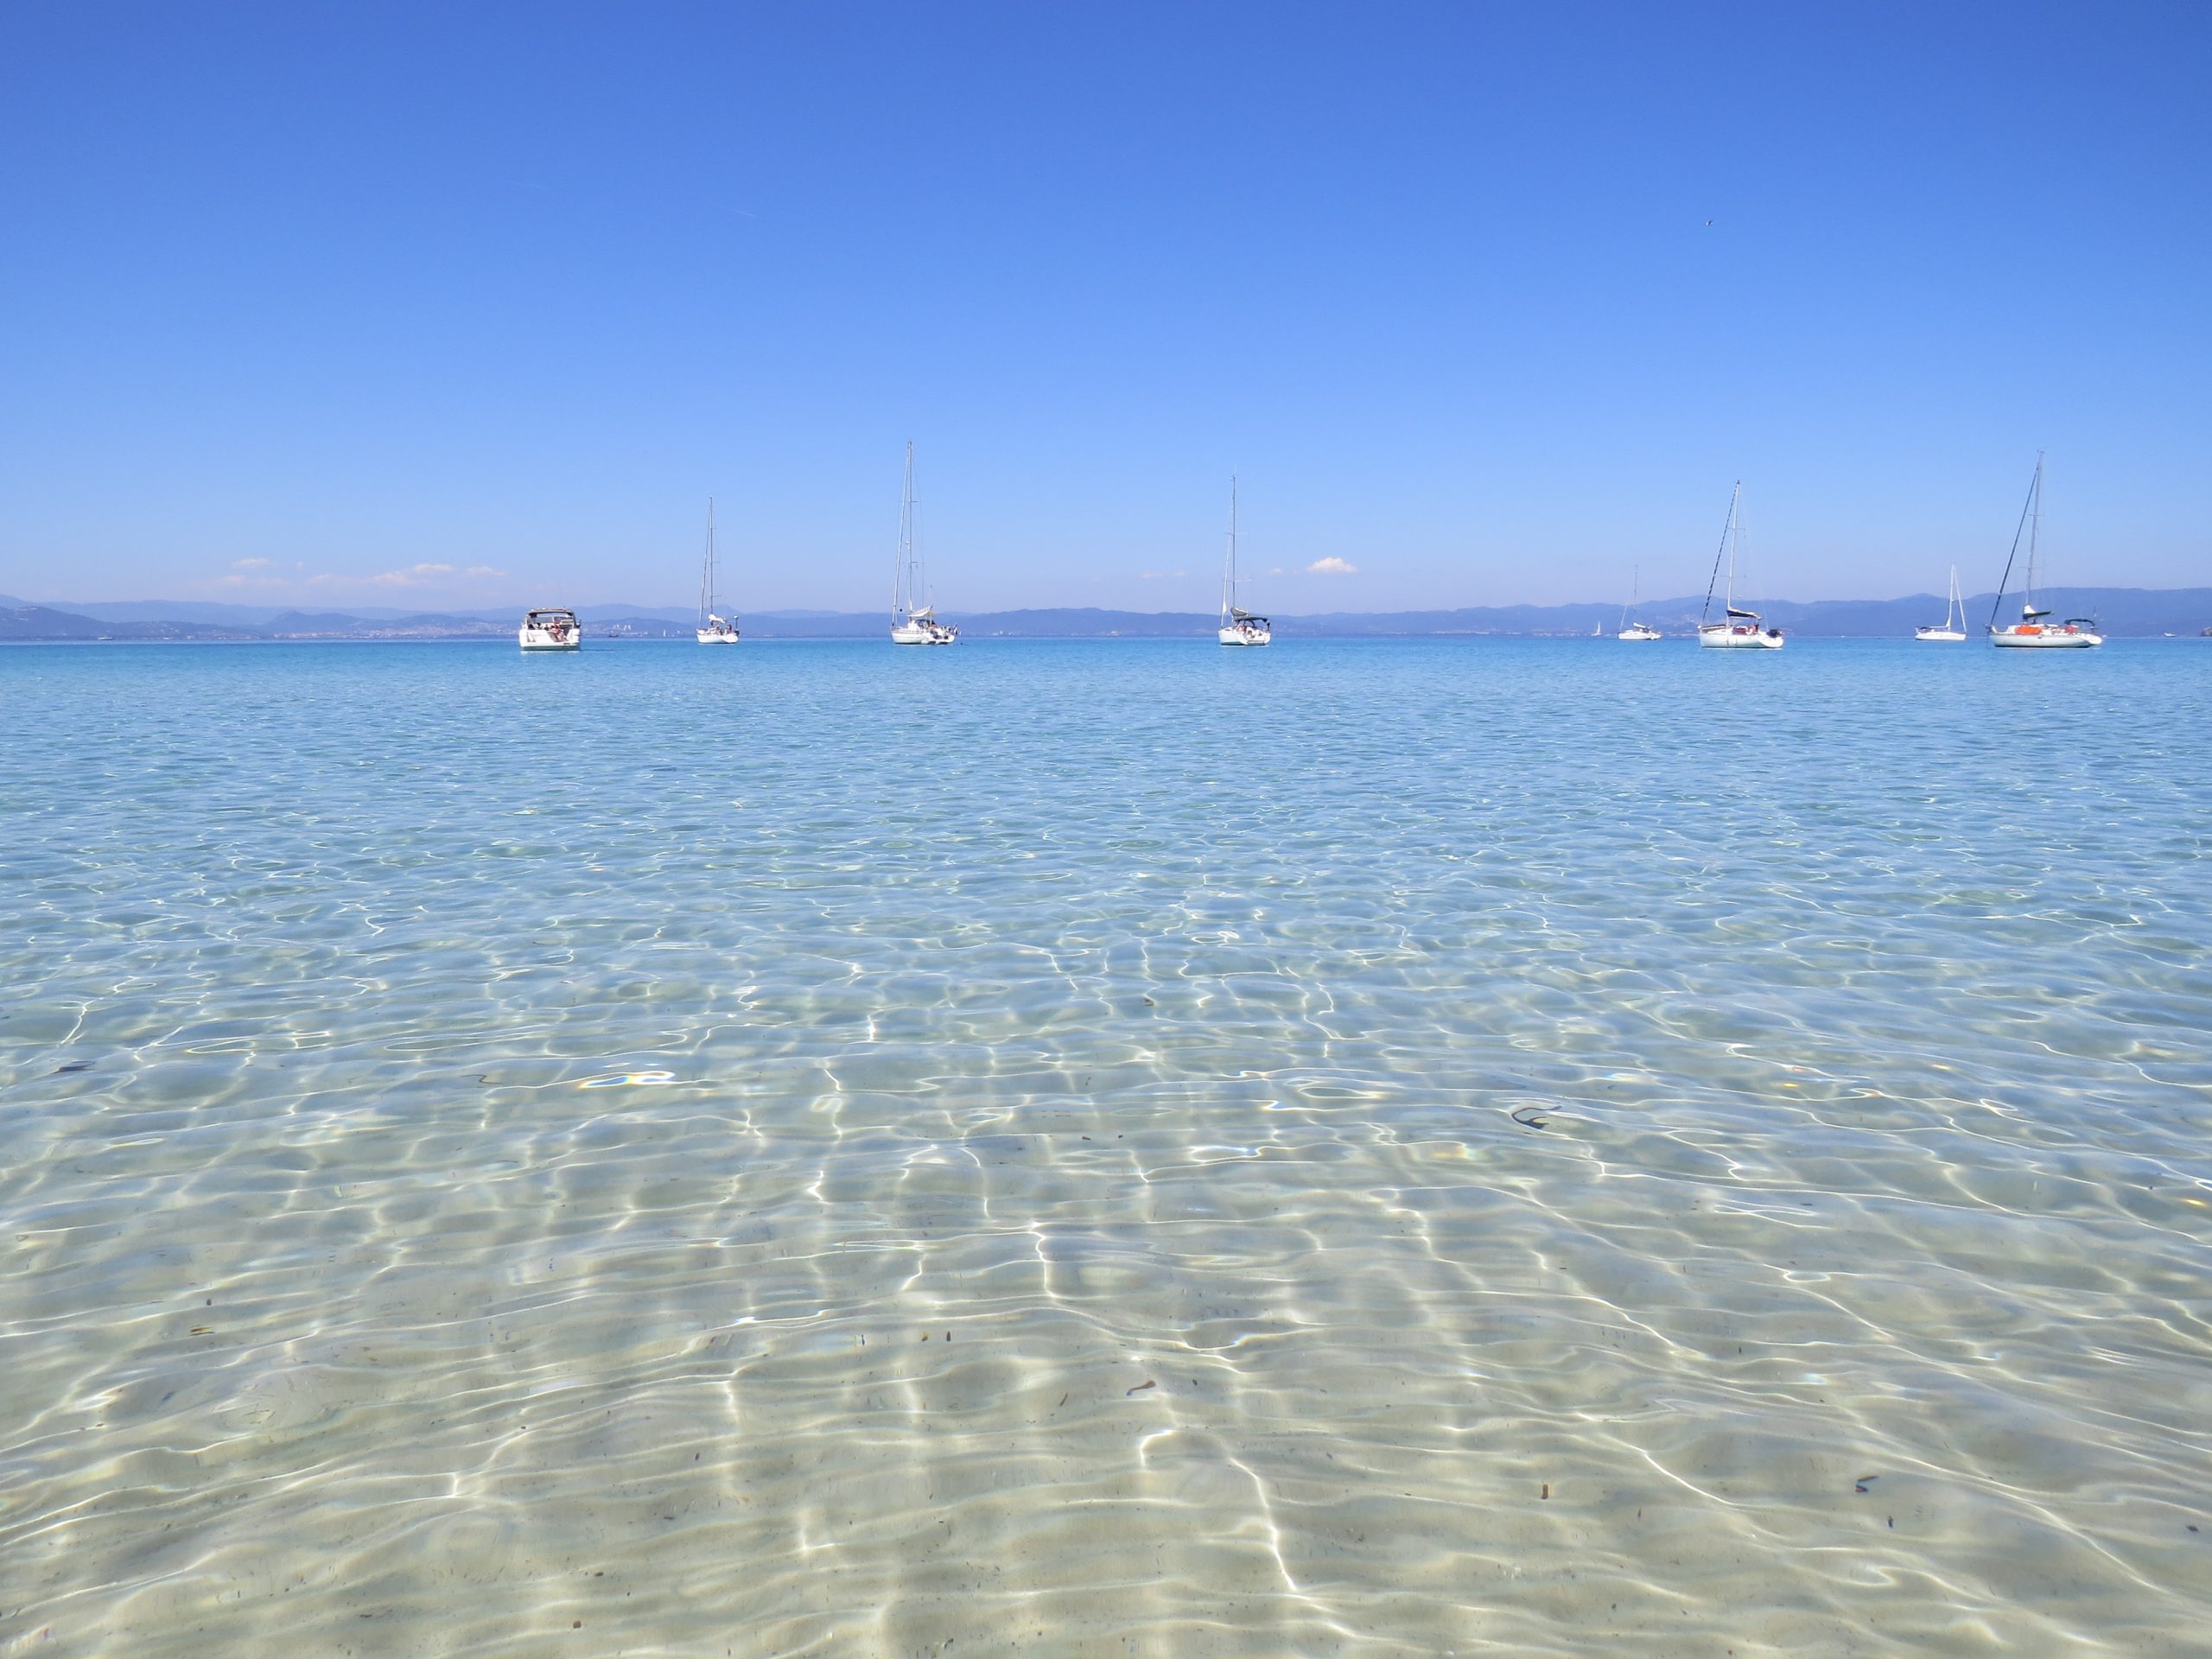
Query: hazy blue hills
0,603,252,641
5,589,2210,642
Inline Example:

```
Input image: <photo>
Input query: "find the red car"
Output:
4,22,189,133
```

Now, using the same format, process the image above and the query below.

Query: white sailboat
1618,565,1662,640
890,442,957,645
1987,454,2101,648
1915,565,1967,641
1697,483,1783,650
696,498,739,644
1217,477,1271,645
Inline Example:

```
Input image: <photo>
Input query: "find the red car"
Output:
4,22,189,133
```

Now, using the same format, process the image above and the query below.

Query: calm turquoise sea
4,638,2209,1656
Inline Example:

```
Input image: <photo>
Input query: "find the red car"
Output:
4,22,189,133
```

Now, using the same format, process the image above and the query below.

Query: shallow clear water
3,637,2209,1656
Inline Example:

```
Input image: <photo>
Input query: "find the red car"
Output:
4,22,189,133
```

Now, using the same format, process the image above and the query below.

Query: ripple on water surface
2,639,2209,1656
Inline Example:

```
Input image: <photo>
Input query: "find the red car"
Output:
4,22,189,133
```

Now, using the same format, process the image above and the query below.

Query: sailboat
696,498,739,644
1697,483,1783,649
889,442,957,645
1618,566,1662,640
1914,565,1967,641
1217,477,1271,645
1987,454,2101,648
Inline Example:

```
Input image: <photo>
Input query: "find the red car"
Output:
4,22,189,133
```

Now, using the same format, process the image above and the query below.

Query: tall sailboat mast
2024,453,2045,615
699,497,716,624
893,442,917,626
1701,482,1743,626
1987,452,2046,630
1221,476,1238,624
1728,489,1743,613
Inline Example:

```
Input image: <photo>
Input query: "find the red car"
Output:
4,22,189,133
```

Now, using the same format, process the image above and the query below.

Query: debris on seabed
1126,1379,1157,1396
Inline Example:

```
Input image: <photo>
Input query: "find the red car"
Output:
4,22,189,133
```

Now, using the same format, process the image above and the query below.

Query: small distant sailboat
890,442,957,645
1618,566,1662,640
518,607,580,651
696,498,739,644
1697,483,1783,649
1987,454,2101,648
1915,565,1967,641
1217,477,1271,646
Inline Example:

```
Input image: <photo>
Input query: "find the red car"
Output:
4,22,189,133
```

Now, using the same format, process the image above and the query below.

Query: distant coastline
6,589,2212,642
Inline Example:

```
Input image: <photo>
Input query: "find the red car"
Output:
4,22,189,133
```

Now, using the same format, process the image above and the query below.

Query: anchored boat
890,442,957,645
1987,454,2101,648
696,498,739,644
1696,484,1783,649
518,608,581,651
1916,565,1967,641
1618,565,1661,640
1217,477,1271,645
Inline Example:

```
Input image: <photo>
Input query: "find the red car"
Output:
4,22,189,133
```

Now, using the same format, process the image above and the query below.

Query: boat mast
893,442,916,625
700,497,716,624
2024,453,2045,615
1701,482,1741,626
1730,488,1744,613
1987,454,2044,630
1223,476,1238,624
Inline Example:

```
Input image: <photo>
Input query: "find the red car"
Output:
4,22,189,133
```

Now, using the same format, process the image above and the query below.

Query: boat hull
696,630,741,644
1219,626,1271,646
892,624,957,645
519,636,580,651
1618,626,1662,641
1990,626,2101,648
1915,628,1967,642
1698,626,1783,650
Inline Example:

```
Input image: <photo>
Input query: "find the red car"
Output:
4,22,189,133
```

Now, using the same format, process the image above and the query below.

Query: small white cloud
232,556,272,569
1268,567,1284,577
282,562,507,591
366,563,457,586
1307,556,1358,575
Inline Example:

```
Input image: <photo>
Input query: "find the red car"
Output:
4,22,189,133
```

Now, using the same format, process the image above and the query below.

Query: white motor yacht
519,608,581,651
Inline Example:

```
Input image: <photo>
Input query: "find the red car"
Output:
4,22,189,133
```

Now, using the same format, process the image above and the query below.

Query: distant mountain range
5,589,2210,642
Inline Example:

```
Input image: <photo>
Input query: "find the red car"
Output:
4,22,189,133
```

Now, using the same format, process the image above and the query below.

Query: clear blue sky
2,1,2206,613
